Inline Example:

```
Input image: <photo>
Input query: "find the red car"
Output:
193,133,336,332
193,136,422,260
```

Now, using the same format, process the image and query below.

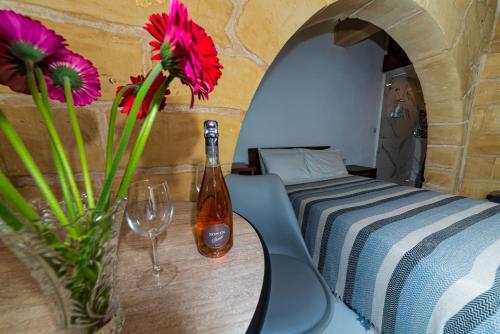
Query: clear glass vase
0,198,127,334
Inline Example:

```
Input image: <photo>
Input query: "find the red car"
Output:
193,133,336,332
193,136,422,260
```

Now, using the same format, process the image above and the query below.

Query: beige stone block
468,108,486,134
495,17,500,41
423,167,458,193
0,86,11,94
130,172,196,201
0,104,105,176
476,0,496,53
490,42,500,53
422,0,463,46
493,158,500,180
33,17,143,101
413,53,463,103
14,177,104,202
463,156,495,179
305,0,371,26
129,167,231,201
453,0,471,13
353,0,421,31
386,11,448,63
482,53,500,79
459,179,500,199
166,56,265,110
411,0,426,6
449,0,496,91
482,107,500,132
485,0,498,13
467,133,500,156
236,0,326,64
18,0,232,48
450,38,472,95
112,111,242,169
461,2,483,57
475,81,500,106
426,146,463,169
14,184,44,202
426,99,467,123
451,30,482,94
427,124,465,146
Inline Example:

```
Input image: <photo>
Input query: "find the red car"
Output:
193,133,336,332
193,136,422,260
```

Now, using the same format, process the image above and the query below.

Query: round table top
0,202,266,333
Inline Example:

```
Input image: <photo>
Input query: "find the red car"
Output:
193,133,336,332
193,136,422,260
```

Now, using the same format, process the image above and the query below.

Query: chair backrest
225,174,311,263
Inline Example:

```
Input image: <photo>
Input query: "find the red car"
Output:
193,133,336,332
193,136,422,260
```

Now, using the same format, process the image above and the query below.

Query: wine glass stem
150,236,161,274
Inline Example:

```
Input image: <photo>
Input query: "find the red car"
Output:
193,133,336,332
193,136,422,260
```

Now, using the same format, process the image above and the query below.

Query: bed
248,147,500,334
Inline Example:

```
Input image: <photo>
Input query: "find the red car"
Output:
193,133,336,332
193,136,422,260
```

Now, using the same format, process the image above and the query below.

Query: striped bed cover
285,175,500,334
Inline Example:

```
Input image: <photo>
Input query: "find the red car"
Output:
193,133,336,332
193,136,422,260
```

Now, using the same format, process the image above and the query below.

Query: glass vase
0,198,127,333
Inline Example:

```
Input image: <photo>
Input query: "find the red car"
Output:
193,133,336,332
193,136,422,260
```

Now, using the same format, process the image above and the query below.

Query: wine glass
126,179,176,289
194,165,205,193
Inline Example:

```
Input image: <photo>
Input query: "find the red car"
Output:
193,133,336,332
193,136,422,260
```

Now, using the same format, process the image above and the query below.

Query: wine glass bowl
126,179,176,289
194,165,205,194
126,186,173,237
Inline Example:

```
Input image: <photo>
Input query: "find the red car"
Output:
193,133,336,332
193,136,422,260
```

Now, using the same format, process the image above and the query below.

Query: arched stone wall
0,0,497,200
235,0,497,194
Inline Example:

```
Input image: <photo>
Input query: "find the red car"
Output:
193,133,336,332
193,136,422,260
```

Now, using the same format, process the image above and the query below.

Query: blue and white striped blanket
286,176,500,334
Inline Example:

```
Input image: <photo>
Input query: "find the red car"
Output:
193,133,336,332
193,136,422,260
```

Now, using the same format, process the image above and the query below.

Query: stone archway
234,0,497,194
0,0,496,201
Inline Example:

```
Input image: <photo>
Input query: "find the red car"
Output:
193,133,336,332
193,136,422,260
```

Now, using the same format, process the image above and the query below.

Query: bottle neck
205,137,220,167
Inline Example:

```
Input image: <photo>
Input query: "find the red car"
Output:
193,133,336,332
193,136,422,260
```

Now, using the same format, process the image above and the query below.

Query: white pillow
259,149,311,185
304,149,348,179
258,148,302,174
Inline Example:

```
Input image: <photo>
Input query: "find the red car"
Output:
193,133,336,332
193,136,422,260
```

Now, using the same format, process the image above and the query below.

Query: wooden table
0,202,266,333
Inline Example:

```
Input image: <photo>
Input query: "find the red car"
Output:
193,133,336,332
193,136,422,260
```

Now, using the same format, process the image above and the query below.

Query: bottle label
203,224,230,249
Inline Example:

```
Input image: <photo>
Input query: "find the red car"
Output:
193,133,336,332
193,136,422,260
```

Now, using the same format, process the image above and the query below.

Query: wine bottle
196,120,233,258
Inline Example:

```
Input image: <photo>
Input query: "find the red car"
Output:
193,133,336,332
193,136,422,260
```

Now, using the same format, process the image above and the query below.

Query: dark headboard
248,146,330,175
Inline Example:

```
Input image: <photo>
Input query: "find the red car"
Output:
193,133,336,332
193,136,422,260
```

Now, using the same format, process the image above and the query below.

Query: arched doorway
233,0,492,194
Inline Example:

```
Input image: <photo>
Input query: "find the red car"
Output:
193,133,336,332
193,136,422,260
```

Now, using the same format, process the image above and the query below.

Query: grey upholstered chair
225,174,334,334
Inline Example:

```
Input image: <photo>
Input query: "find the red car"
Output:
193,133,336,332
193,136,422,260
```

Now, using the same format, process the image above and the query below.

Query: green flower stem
0,109,70,228
0,170,39,222
35,68,76,220
116,77,172,199
0,202,23,231
105,85,134,178
26,67,84,214
53,149,76,220
64,77,95,208
97,63,163,210
35,67,52,109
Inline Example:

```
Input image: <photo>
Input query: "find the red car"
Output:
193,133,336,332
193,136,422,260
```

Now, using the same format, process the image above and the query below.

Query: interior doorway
376,65,427,187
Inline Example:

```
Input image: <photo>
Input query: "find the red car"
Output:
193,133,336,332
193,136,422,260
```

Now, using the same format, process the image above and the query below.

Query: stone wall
459,18,500,198
0,0,498,200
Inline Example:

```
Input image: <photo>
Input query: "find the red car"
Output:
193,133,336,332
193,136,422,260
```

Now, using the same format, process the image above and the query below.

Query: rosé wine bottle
196,120,233,258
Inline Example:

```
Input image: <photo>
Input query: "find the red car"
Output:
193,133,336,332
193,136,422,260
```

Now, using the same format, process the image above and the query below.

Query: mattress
286,176,500,334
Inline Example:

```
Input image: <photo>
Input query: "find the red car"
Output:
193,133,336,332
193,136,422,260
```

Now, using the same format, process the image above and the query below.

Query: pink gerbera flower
116,72,170,120
144,1,193,77
144,0,222,106
0,10,67,94
45,51,101,106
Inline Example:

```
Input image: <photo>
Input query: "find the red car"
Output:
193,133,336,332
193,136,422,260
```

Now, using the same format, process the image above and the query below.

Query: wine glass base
136,262,177,290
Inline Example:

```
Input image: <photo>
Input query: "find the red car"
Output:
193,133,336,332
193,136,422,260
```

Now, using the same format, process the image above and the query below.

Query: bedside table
346,165,377,179
231,163,257,175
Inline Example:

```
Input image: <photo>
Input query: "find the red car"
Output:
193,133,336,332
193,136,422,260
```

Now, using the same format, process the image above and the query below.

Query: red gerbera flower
144,0,222,106
144,1,193,78
116,72,170,120
190,21,222,101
